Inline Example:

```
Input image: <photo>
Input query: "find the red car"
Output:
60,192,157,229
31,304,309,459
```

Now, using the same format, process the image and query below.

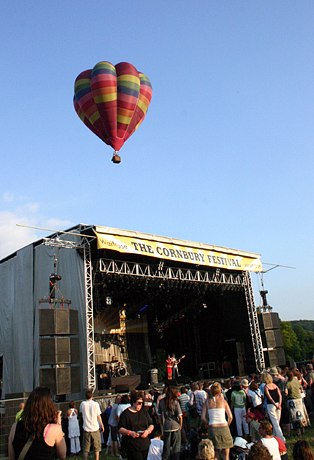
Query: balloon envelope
74,61,152,155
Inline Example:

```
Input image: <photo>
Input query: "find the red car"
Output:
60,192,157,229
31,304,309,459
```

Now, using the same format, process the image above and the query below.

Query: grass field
286,422,314,457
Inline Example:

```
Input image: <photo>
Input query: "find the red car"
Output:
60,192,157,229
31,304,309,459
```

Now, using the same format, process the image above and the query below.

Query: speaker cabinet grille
40,367,71,395
264,347,286,367
39,309,78,335
71,367,81,394
40,337,70,364
264,329,284,348
258,312,280,330
70,338,80,363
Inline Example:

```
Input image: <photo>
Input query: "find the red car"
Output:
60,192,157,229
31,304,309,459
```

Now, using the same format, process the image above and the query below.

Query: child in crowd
147,430,164,460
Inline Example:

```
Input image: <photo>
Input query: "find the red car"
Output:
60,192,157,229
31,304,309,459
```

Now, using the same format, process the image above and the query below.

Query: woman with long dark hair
8,387,66,459
157,386,182,460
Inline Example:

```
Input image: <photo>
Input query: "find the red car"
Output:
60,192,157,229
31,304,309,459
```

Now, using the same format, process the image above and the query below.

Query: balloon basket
112,153,121,164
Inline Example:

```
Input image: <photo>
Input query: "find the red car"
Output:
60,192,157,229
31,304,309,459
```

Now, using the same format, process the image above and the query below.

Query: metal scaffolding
43,230,96,390
243,271,265,372
98,258,265,372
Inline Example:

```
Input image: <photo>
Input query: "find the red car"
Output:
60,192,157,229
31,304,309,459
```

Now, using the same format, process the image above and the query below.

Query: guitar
172,355,186,366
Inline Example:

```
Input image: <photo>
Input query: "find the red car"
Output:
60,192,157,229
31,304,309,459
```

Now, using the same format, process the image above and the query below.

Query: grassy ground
285,422,314,457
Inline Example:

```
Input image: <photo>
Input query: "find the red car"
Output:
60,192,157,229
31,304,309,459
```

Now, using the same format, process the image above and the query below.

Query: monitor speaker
115,384,130,393
40,367,71,395
40,337,70,364
258,312,280,330
39,309,78,335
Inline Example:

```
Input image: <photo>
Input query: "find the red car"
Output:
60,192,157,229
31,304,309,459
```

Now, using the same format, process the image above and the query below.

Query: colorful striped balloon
73,61,152,161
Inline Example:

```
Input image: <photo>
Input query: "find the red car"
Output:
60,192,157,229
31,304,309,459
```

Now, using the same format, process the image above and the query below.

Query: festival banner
95,230,262,272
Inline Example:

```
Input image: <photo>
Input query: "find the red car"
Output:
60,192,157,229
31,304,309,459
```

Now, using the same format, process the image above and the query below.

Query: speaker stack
258,312,286,367
39,309,80,395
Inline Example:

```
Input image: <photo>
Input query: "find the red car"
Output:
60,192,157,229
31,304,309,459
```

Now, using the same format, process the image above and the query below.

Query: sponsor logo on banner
95,232,262,272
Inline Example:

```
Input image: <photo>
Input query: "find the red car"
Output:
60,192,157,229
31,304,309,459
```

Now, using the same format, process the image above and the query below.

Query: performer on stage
166,355,173,380
171,354,185,380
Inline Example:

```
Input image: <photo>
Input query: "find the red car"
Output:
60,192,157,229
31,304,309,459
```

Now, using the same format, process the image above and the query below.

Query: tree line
280,320,314,362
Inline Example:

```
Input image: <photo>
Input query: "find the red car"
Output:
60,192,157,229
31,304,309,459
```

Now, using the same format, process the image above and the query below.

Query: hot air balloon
73,61,152,163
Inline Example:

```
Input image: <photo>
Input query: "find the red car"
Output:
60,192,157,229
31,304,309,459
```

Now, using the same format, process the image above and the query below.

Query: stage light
202,303,207,309
105,296,113,305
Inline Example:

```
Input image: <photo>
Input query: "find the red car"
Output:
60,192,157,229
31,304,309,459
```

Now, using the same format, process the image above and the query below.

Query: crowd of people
6,362,314,459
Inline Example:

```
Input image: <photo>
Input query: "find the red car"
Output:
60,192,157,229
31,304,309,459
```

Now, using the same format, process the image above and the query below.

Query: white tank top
208,407,226,425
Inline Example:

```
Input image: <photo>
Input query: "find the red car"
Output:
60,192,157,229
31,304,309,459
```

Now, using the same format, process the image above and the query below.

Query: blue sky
1,1,313,321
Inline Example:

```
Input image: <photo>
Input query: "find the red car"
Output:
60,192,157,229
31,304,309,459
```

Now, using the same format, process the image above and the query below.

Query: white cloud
0,197,73,260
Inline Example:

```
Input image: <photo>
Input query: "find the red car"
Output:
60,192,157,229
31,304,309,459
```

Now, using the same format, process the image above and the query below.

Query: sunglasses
136,401,143,405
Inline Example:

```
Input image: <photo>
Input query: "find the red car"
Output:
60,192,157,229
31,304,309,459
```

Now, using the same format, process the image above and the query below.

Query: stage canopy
95,226,263,272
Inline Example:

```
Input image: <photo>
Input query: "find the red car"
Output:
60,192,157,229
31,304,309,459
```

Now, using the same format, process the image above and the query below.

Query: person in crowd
66,400,81,456
269,367,285,393
304,363,314,414
117,394,131,418
8,386,66,460
230,380,249,439
247,381,263,416
15,402,25,422
158,386,182,460
178,386,190,446
244,408,262,442
263,373,284,440
273,435,288,460
178,386,190,415
258,420,281,460
247,442,272,460
80,389,104,460
293,368,311,427
108,394,121,457
201,381,233,460
118,390,154,460
190,382,207,418
147,429,164,460
286,370,307,435
144,391,154,417
102,400,112,449
241,378,250,395
292,440,314,460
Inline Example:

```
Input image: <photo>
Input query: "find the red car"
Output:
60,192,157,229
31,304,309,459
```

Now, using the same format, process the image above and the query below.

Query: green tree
292,324,314,360
281,321,302,360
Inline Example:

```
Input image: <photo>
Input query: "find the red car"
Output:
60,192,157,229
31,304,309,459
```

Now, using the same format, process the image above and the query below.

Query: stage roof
94,225,262,272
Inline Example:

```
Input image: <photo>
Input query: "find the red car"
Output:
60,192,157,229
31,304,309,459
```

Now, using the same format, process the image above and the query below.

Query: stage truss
97,258,265,372
43,229,97,391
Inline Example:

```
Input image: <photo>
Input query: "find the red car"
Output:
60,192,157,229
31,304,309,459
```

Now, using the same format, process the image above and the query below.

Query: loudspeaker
70,367,81,394
40,367,71,395
70,337,80,363
264,347,286,367
264,329,284,348
115,384,130,393
258,312,280,330
39,309,78,335
40,337,70,364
